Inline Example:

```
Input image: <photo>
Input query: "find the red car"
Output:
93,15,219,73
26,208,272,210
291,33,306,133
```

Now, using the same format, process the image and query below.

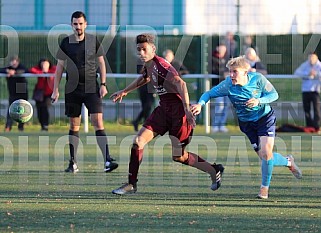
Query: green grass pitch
0,123,320,232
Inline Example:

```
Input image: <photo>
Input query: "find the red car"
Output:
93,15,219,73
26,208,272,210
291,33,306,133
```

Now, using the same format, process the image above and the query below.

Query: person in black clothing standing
0,56,29,132
210,44,229,132
51,11,118,173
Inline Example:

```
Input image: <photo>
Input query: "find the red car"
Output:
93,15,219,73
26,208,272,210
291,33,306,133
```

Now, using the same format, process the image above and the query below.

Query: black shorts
65,85,102,117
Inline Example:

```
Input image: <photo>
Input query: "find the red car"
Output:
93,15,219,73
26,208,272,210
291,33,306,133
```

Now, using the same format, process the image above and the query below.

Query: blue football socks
273,152,289,166
261,153,290,187
261,159,273,187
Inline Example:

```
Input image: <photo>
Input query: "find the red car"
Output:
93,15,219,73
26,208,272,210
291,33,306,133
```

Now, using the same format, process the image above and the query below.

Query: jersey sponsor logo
154,85,167,95
234,101,247,106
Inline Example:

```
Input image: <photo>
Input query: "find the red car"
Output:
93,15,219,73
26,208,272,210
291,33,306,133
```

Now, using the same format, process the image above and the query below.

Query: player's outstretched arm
110,90,128,103
110,76,149,103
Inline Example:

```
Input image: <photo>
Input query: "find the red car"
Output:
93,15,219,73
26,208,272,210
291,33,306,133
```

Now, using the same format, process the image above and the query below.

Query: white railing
0,73,301,78
0,73,301,133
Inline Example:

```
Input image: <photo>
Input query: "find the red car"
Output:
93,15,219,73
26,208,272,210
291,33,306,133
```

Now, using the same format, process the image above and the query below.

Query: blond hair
226,56,250,70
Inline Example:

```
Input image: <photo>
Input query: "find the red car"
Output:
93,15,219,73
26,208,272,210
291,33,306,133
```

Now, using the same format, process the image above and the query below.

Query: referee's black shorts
65,85,102,117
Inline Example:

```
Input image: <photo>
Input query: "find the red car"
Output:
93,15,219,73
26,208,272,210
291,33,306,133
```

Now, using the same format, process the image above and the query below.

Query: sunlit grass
0,124,320,232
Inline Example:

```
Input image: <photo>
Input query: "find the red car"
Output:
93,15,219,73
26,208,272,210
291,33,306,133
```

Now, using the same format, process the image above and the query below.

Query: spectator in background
162,49,189,76
132,58,155,132
211,44,229,132
30,58,56,131
241,35,259,56
245,48,267,75
294,52,321,131
223,31,239,59
0,55,29,132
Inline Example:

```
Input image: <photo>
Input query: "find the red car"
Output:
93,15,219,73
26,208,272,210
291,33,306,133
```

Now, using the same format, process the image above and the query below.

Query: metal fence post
201,35,211,133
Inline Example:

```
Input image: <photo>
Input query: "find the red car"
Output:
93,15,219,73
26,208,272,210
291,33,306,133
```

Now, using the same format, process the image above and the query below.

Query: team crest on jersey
252,90,258,96
152,73,157,82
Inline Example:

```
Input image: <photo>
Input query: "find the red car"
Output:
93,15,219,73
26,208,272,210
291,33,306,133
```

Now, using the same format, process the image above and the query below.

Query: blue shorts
238,110,276,151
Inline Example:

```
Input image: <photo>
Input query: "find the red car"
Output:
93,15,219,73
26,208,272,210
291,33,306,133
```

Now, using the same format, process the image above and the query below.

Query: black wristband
100,83,106,86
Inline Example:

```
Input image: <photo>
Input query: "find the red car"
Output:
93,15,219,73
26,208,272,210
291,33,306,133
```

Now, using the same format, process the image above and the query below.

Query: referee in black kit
51,11,118,173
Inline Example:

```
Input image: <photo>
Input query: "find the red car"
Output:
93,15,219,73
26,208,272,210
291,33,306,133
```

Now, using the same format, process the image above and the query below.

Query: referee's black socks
95,129,111,162
69,130,79,163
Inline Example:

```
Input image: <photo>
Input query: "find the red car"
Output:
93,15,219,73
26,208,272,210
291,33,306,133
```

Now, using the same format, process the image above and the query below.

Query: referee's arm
51,59,65,103
97,56,106,84
97,55,107,98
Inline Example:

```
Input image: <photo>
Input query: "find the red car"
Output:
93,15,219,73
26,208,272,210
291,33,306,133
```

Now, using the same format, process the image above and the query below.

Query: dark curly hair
136,33,156,44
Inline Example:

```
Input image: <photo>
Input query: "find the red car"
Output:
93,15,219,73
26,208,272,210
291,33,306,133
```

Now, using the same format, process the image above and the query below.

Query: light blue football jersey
198,72,279,122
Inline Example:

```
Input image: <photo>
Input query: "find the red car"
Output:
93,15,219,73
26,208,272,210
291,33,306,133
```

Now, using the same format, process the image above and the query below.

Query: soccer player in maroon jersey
110,33,224,195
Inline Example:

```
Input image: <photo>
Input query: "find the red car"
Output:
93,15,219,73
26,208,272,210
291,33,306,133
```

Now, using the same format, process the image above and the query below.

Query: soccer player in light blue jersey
191,56,302,199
